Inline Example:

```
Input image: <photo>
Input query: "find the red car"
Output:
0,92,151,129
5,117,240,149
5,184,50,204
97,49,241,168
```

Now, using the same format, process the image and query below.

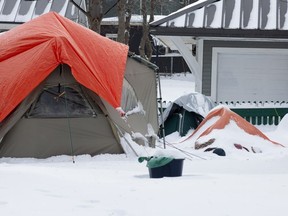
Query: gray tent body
0,56,158,158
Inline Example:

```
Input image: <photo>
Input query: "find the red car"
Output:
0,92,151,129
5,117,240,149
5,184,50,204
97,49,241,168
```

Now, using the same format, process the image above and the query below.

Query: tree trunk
88,0,103,33
125,0,134,45
70,0,103,33
117,0,126,43
139,0,148,59
149,0,155,23
139,0,155,60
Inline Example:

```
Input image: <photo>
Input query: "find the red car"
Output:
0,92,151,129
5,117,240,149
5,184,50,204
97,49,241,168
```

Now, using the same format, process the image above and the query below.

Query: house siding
202,40,288,96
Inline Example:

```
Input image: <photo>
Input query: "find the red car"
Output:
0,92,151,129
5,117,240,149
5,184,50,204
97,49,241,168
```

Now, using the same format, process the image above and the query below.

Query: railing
221,101,288,126
158,101,288,138
231,108,288,125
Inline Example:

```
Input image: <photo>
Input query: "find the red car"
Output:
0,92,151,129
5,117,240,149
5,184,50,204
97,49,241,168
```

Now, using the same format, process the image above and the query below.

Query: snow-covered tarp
160,92,216,125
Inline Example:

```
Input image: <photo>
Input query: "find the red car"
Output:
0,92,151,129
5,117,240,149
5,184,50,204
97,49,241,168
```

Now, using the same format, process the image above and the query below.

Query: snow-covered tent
159,93,215,137
184,106,284,154
0,12,158,158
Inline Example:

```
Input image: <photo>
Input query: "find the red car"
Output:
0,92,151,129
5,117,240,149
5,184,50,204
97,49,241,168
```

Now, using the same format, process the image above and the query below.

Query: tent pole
61,64,75,163
156,45,166,149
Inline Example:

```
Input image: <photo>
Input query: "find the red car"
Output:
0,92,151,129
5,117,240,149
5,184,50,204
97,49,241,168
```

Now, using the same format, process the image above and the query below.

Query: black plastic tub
149,159,184,178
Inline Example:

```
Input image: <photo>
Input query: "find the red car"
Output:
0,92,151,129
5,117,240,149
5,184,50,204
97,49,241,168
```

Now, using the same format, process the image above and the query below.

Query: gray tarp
161,92,215,125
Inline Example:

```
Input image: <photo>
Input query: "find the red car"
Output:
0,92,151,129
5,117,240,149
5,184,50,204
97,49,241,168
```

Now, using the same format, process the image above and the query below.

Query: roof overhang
150,0,288,40
0,22,23,31
150,27,288,39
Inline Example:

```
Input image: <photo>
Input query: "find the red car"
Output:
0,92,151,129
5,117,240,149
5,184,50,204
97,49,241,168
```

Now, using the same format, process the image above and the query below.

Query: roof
102,14,166,26
0,0,87,31
150,0,288,38
0,12,129,122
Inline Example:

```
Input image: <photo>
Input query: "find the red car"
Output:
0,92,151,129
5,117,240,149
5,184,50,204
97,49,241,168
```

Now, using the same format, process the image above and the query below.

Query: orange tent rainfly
0,12,129,122
185,106,284,148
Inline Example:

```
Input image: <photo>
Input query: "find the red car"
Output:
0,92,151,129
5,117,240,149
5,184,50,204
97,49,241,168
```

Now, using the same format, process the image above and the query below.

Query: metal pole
170,56,173,76
156,45,166,149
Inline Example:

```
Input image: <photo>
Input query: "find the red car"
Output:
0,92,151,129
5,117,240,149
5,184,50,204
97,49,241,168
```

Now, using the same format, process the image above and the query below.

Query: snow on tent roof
183,106,284,152
160,92,215,125
0,0,87,28
0,12,129,122
151,0,288,31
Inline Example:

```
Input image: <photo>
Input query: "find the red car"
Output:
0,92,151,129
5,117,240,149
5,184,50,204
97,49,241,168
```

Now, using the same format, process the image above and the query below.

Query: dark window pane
28,85,95,118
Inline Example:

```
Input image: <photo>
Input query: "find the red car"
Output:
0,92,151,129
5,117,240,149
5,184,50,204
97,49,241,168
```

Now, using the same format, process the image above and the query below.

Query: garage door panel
213,48,288,103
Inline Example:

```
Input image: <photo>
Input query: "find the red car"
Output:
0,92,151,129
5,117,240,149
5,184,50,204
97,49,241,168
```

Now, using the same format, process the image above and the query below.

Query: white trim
198,36,288,43
197,38,204,93
211,47,288,102
211,48,218,101
168,36,201,92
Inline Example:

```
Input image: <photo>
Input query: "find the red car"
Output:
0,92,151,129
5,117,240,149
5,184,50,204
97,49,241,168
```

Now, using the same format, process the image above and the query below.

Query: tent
159,93,215,137
0,12,158,158
184,106,284,153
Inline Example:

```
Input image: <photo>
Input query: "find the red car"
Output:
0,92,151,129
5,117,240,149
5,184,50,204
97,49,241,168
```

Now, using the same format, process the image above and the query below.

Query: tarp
0,12,129,122
159,92,215,137
186,106,284,148
160,92,215,125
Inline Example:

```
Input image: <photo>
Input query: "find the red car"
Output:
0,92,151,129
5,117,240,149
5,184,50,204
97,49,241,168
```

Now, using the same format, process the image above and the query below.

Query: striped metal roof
0,0,87,29
151,0,288,30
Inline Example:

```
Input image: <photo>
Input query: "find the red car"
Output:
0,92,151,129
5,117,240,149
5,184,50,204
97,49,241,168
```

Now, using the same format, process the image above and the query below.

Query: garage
211,48,288,103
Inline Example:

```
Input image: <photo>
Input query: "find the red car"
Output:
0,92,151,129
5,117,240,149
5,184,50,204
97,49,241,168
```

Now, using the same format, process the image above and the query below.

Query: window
27,85,96,118
121,79,138,113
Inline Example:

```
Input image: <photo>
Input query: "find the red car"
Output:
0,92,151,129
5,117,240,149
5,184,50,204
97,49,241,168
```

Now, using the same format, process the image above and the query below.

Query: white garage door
211,48,288,103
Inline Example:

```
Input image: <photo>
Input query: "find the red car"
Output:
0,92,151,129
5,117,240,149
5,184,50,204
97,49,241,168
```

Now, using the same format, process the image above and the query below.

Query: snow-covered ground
1,73,288,216
159,73,195,104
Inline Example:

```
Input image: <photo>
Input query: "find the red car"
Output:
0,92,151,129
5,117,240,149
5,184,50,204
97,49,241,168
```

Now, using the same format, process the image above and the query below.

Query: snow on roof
151,0,288,30
102,14,166,26
0,0,87,28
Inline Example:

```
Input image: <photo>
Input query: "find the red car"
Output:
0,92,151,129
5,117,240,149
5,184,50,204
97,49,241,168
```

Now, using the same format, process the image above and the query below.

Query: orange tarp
184,107,283,147
0,12,129,122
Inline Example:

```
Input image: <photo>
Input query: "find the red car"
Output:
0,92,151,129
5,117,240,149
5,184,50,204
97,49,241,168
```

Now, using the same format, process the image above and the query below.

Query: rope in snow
107,116,139,157
157,139,207,160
